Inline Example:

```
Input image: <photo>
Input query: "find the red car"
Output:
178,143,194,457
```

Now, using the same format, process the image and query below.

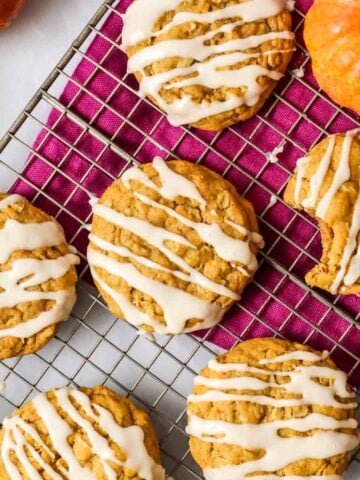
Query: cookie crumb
269,194,278,208
267,144,285,163
292,66,305,78
89,196,98,207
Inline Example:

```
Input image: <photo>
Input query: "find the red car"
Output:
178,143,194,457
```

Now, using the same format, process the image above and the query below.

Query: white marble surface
0,0,103,138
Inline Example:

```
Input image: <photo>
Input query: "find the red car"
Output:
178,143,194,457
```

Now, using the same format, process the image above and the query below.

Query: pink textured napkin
12,0,360,384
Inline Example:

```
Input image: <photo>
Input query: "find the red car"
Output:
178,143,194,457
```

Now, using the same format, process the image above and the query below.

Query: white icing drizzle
89,233,238,299
293,156,310,204
93,201,194,248
1,416,60,480
258,349,330,363
345,229,360,286
1,387,165,480
90,266,156,329
123,156,206,206
333,186,360,291
0,256,78,338
0,218,67,264
316,131,356,219
136,193,259,270
267,144,284,164
161,50,287,91
88,248,225,334
122,0,294,125
122,0,182,48
291,65,305,78
155,0,291,39
0,196,79,339
89,159,262,334
187,350,359,480
191,413,357,480
89,197,98,208
269,194,278,208
292,130,360,291
122,0,291,48
225,219,265,249
0,194,24,210
189,356,356,409
302,135,336,209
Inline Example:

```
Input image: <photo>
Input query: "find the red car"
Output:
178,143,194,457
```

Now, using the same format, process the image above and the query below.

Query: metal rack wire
0,0,359,478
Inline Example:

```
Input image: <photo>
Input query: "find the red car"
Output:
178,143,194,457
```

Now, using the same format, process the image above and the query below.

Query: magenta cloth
12,0,360,384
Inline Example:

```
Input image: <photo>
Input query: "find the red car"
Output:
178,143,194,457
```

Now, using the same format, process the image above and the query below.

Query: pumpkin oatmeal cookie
87,158,263,335
122,0,295,131
0,385,165,479
284,130,360,296
0,194,79,360
187,337,359,480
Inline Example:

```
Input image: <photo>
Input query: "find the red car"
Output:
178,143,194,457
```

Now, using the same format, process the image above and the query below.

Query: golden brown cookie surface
122,0,294,131
0,385,165,479
0,194,79,360
187,337,359,479
284,130,360,296
88,158,263,335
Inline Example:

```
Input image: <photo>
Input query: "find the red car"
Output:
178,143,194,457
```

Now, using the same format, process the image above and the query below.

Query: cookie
284,129,360,295
122,0,295,131
87,158,263,335
0,194,79,360
187,337,359,480
0,385,165,479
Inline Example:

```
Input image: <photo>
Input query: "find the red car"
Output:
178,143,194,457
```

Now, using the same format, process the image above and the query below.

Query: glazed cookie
122,0,295,131
88,158,263,335
0,385,165,479
0,194,79,360
284,129,360,295
187,337,359,480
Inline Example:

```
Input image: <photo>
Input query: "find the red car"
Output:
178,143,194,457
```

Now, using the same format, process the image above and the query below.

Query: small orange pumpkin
0,0,26,30
304,0,360,115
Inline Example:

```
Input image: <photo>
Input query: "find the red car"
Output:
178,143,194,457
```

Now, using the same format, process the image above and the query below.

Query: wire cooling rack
0,0,359,478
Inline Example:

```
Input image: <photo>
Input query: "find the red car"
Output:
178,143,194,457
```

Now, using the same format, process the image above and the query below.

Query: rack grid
0,1,359,478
